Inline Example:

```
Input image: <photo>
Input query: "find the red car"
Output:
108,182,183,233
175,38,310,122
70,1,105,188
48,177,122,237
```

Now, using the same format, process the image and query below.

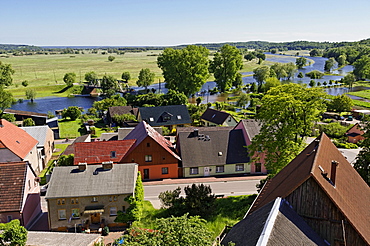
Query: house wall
24,145,41,174
43,127,55,167
286,178,367,246
183,163,251,178
348,135,364,144
0,149,22,162
222,116,238,127
21,165,41,228
0,211,21,224
121,136,179,179
47,194,131,231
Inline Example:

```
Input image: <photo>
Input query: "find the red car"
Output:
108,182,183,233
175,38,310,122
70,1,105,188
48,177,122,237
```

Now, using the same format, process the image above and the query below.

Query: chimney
330,160,339,185
193,129,199,137
78,163,87,171
102,161,113,170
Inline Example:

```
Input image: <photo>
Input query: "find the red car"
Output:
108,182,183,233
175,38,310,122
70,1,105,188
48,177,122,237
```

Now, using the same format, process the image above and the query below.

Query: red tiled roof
249,133,370,244
124,121,180,160
0,119,38,159
346,123,364,136
0,162,28,212
73,139,136,165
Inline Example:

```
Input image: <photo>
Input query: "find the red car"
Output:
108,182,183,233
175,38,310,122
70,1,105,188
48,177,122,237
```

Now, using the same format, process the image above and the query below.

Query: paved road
144,179,261,209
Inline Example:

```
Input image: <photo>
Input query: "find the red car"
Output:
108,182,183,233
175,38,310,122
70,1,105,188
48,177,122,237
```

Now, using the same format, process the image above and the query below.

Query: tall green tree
354,116,370,185
108,55,115,62
0,219,27,246
92,94,126,115
249,84,326,175
136,68,155,90
0,61,15,86
336,54,347,66
121,214,213,246
62,106,82,120
162,89,188,105
264,77,281,92
209,44,243,92
342,72,356,89
324,57,336,72
353,56,370,80
295,57,307,69
0,86,15,117
327,94,353,113
253,66,270,86
157,45,210,96
101,75,118,97
63,72,76,87
22,118,35,126
121,71,131,83
84,71,98,84
25,88,37,102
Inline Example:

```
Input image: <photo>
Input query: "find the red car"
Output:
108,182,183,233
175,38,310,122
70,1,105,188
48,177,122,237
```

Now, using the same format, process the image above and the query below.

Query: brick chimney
330,160,339,186
78,163,87,171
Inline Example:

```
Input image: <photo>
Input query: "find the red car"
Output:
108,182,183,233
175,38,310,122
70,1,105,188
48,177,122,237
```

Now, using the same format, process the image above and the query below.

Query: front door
91,213,100,224
144,169,149,179
204,167,210,176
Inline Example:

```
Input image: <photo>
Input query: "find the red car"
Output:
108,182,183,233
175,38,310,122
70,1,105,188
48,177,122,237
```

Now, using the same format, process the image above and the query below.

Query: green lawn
347,90,370,100
58,119,85,138
137,194,257,240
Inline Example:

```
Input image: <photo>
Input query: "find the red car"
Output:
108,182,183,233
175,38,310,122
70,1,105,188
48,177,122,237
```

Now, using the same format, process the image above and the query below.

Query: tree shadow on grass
52,86,71,94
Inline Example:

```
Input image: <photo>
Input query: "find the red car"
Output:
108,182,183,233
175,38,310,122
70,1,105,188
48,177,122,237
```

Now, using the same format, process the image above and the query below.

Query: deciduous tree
0,219,27,246
108,55,115,62
101,75,118,97
354,116,370,185
157,45,209,96
342,72,356,89
327,94,353,113
62,106,82,120
136,68,155,90
210,44,243,92
324,57,336,72
0,86,15,117
63,72,76,87
162,89,188,105
249,84,326,175
84,71,98,84
22,118,35,126
25,88,36,102
121,71,131,83
296,57,307,69
353,56,370,80
253,66,270,86
0,61,15,86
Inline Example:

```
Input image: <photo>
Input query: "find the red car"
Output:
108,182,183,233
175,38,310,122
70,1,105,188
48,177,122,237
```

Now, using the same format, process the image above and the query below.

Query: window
111,151,116,158
122,206,126,213
71,199,74,204
216,165,224,173
255,163,262,173
57,199,65,205
147,142,150,147
71,208,80,218
58,209,66,220
7,215,12,222
190,167,199,175
145,155,152,162
163,115,171,121
109,196,118,202
75,198,79,204
177,115,182,120
235,164,244,172
110,207,117,216
162,167,168,174
228,116,232,122
28,180,31,190
149,117,154,122
92,196,98,202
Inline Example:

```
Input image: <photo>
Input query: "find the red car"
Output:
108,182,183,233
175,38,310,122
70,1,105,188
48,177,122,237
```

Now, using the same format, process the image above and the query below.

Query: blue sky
1,0,369,46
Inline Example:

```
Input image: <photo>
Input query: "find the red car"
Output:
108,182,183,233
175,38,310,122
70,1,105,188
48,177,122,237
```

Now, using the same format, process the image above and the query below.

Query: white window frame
216,165,225,173
190,167,199,175
110,207,117,216
235,164,244,172
58,209,66,220
145,155,152,162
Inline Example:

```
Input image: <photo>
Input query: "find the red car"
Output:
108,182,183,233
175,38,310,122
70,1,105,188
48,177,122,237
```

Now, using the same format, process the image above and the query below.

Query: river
9,54,365,114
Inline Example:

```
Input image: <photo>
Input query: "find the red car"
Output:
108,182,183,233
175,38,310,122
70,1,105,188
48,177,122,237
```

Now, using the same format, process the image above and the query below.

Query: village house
346,123,365,144
122,121,181,180
176,126,249,178
45,163,138,232
200,108,238,127
106,106,139,126
233,133,370,245
137,105,191,131
0,161,41,229
20,125,55,170
222,197,327,245
0,119,42,174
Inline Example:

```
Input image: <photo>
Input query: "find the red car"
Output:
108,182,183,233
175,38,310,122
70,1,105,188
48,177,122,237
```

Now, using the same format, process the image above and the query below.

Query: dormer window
111,151,116,158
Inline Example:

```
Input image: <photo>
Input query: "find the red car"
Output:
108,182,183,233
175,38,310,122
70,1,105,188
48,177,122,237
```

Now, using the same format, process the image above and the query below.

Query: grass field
347,90,370,100
1,50,274,93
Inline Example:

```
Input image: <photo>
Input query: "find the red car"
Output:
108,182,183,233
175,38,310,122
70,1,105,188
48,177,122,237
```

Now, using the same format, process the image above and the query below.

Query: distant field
347,90,370,100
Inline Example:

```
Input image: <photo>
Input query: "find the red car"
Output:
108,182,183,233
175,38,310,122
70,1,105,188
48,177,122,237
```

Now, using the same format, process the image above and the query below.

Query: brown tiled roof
108,106,138,118
249,133,370,244
0,162,28,212
346,123,364,136
3,109,48,117
124,121,180,160
73,139,136,165
0,119,38,159
61,135,90,156
201,108,233,125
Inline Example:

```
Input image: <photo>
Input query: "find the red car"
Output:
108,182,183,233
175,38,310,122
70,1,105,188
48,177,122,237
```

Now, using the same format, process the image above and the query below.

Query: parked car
346,116,353,121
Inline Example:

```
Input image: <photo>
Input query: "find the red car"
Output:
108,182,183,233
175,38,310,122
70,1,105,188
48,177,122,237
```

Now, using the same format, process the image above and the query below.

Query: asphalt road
144,179,260,209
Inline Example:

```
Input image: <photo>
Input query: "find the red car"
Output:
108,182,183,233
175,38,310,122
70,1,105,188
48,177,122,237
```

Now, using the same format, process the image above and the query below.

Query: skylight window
149,117,154,122
177,115,182,120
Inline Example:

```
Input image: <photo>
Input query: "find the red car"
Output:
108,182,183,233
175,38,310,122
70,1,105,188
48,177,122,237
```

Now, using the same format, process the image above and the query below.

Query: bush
332,140,358,149
318,122,348,138
102,226,109,236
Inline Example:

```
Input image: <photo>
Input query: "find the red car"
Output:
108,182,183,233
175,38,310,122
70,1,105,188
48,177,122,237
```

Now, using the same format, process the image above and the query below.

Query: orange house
121,121,181,180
